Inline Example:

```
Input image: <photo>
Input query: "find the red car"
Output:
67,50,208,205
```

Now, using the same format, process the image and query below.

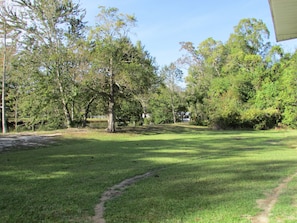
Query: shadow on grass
117,124,211,135
0,127,297,222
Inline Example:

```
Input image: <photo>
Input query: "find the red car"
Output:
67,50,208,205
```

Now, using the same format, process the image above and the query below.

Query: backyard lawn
1,124,297,223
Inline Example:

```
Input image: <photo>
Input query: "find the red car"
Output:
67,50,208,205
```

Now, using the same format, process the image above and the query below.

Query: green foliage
160,63,183,123
280,107,297,128
207,88,242,129
2,0,87,129
148,83,186,124
277,53,297,128
2,6,297,132
182,18,297,130
88,7,158,132
253,81,281,109
0,3,158,132
149,86,174,124
227,18,270,56
241,108,281,130
116,97,143,126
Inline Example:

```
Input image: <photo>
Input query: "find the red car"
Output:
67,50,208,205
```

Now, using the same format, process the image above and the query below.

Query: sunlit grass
1,125,297,222
270,175,297,223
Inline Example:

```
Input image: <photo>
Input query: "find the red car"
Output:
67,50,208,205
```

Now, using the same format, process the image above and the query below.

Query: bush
241,108,281,130
209,108,281,130
210,111,241,130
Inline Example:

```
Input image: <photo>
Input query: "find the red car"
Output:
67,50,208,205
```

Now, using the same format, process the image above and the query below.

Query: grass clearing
1,125,297,222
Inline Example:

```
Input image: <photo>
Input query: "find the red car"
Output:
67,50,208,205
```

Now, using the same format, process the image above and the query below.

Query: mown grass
1,124,297,223
269,133,297,223
270,178,297,223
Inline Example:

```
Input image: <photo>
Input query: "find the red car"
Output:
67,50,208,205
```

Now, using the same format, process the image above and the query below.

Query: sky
78,0,297,69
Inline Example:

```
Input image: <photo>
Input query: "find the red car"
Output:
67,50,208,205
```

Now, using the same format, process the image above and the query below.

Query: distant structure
268,0,297,41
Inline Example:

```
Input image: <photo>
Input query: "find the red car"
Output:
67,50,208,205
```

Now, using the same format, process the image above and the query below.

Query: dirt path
0,133,61,152
251,171,297,223
92,171,154,223
93,171,297,223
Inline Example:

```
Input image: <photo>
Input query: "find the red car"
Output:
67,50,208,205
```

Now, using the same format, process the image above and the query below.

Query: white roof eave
269,0,297,42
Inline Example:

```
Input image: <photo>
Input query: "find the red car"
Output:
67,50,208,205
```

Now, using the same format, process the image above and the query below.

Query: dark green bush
241,108,281,130
210,111,241,130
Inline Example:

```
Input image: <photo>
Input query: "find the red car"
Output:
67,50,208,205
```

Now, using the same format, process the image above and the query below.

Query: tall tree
182,18,275,129
227,18,270,56
5,0,86,128
0,8,8,133
88,6,157,132
160,63,183,123
88,7,136,133
223,18,270,75
180,38,226,124
0,0,20,133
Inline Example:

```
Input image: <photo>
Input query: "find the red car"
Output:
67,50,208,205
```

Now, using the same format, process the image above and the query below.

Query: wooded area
1,0,297,132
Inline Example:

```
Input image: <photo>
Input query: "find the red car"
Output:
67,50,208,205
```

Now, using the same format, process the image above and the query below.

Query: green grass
1,124,297,222
270,178,297,223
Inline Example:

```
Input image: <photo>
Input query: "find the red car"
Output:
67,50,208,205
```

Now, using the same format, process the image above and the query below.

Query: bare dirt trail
92,171,154,223
0,133,61,152
92,170,297,223
251,172,297,223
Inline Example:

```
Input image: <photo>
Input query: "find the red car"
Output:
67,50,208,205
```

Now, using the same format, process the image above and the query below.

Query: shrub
210,111,241,130
241,108,281,130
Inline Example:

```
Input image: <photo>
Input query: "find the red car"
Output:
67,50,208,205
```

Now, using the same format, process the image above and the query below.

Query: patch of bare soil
251,172,297,223
93,171,154,223
0,133,61,152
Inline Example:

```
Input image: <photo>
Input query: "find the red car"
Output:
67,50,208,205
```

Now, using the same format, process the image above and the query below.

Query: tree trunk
14,98,18,131
171,104,176,123
60,97,72,128
71,100,74,121
57,72,72,128
63,104,72,128
2,21,7,134
107,99,116,133
170,93,176,123
107,58,116,133
82,96,96,127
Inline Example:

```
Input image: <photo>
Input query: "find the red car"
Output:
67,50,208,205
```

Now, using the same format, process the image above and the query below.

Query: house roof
269,0,297,41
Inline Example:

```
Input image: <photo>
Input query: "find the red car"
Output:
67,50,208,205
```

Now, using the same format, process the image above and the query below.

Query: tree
180,38,226,124
88,7,136,133
276,51,297,127
149,85,174,124
5,0,86,128
206,19,271,129
223,18,270,75
181,18,279,129
0,0,20,133
0,8,8,133
227,18,270,56
160,63,183,123
88,7,157,132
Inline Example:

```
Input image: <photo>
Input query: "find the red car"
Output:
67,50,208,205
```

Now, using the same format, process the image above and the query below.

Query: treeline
147,18,297,130
179,18,297,129
0,0,158,132
1,1,297,132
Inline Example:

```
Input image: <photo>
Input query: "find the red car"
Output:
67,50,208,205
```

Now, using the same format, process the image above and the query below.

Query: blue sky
78,0,297,68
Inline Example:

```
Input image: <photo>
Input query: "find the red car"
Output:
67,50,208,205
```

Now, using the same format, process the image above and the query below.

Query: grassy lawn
1,124,297,222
